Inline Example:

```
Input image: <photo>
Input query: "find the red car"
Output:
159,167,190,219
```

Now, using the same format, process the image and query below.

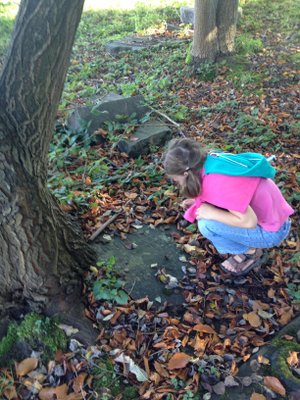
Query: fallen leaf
15,358,38,377
193,324,216,334
3,385,18,400
257,355,270,365
168,352,190,370
278,308,293,325
287,351,299,368
244,312,261,328
124,191,138,200
250,394,266,400
59,323,79,336
73,373,88,393
257,309,273,319
264,376,286,396
39,384,68,400
115,353,148,382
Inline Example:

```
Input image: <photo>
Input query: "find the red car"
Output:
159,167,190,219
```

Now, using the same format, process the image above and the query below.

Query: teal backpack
204,152,276,179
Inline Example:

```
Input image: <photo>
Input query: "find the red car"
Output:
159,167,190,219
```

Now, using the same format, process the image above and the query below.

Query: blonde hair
163,138,207,198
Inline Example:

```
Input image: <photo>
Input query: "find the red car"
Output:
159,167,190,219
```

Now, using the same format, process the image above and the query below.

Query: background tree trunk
192,0,219,63
217,0,239,54
0,0,96,319
192,0,239,64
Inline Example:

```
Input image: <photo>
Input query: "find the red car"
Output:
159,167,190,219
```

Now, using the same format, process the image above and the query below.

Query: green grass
0,1,18,61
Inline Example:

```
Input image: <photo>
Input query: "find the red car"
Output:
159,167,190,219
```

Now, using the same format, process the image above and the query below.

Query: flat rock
117,120,172,157
105,36,166,54
92,225,185,305
67,93,149,138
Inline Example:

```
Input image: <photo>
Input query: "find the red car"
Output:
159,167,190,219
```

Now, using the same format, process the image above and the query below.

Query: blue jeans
197,219,291,254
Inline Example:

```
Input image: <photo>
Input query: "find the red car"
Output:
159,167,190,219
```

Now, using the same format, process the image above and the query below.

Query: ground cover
0,0,299,399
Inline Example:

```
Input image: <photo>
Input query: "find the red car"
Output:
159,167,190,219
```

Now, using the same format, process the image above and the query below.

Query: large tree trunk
0,0,96,320
192,0,239,64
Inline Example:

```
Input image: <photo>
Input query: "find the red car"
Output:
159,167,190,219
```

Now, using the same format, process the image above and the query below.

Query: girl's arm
196,203,257,229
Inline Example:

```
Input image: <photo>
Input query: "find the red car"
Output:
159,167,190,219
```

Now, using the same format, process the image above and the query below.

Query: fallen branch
88,212,122,242
149,107,186,137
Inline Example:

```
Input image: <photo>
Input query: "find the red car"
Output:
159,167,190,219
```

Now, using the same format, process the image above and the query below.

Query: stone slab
67,93,149,137
105,36,162,54
117,120,172,157
92,225,185,305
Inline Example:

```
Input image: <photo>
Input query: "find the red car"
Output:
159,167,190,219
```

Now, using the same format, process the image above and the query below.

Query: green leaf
115,290,129,305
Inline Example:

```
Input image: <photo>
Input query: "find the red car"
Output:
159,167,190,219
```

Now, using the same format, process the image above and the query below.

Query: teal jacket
204,152,276,179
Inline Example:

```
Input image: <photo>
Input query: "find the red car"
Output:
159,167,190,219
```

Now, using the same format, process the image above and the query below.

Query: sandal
220,249,268,276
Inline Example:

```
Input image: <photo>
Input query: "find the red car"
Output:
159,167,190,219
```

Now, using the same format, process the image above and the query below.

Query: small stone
292,368,300,378
101,234,112,243
251,373,264,383
187,267,197,274
212,382,225,395
179,255,188,263
252,347,260,354
224,375,239,387
250,359,261,371
203,393,211,400
242,376,253,387
289,390,300,400
54,365,65,377
264,387,277,399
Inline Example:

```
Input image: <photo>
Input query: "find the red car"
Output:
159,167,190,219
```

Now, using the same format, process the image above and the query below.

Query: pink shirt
184,172,293,232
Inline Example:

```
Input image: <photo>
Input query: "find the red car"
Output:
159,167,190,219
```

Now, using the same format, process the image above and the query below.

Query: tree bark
192,0,239,64
0,0,96,318
217,0,239,54
192,0,219,63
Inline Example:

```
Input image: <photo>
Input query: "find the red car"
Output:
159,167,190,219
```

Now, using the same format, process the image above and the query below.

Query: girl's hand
180,198,195,210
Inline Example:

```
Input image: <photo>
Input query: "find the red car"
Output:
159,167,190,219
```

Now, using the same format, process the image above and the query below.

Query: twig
88,212,122,242
149,107,186,137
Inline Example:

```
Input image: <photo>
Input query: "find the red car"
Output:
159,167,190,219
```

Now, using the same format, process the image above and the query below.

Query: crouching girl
163,138,294,276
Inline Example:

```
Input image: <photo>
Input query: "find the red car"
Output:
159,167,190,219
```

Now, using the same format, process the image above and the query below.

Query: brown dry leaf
39,384,68,400
282,334,294,341
73,373,88,393
124,192,138,200
3,385,18,400
15,357,38,377
183,244,197,254
65,394,83,400
168,352,190,370
154,361,169,378
244,312,261,328
287,351,299,368
192,324,216,334
267,288,276,298
250,394,266,400
257,355,270,365
278,308,293,325
264,376,286,396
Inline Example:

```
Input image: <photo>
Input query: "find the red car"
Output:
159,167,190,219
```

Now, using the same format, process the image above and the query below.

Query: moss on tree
0,313,67,366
